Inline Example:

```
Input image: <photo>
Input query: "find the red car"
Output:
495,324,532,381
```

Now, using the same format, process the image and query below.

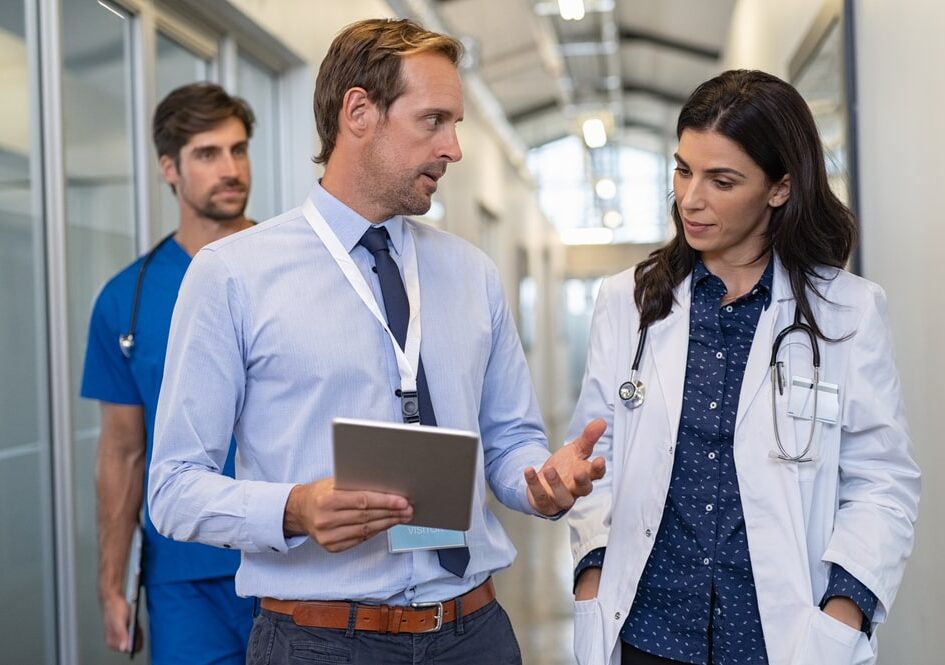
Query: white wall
853,1,944,662
724,1,941,662
724,0,825,75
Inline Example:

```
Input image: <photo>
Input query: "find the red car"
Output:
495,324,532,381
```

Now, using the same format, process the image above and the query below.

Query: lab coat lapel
649,275,692,440
735,257,793,430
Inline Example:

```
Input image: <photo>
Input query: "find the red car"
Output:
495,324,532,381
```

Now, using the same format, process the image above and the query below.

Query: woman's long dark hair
633,70,856,340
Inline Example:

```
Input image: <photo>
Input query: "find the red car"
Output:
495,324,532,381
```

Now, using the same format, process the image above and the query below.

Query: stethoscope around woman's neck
618,305,822,463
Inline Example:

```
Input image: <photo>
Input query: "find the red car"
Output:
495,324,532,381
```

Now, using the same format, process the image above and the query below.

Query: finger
568,419,607,458
542,466,576,510
590,456,606,480
318,507,413,530
568,463,594,498
524,466,554,513
320,515,410,551
329,489,410,511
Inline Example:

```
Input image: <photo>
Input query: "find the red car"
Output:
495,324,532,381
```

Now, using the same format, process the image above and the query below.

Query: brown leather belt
260,578,495,634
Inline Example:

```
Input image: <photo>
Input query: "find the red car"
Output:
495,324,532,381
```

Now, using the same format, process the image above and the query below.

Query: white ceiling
432,0,738,148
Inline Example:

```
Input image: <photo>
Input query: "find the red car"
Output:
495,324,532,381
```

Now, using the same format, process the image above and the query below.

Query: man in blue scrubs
81,83,256,664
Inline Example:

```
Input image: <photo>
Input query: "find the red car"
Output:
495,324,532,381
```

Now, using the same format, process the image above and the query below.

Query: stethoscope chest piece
618,378,645,408
619,325,649,409
119,334,135,359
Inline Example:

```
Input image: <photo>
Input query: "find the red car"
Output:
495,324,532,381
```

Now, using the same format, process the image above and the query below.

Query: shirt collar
309,181,405,257
691,255,775,309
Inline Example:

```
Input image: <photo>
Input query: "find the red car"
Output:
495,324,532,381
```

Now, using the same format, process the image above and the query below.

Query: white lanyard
301,198,423,412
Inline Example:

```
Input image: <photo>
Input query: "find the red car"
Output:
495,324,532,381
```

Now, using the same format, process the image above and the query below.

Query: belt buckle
409,600,444,633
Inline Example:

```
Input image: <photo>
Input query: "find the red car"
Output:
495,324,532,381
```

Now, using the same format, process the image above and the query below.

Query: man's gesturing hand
526,419,607,516
284,478,413,552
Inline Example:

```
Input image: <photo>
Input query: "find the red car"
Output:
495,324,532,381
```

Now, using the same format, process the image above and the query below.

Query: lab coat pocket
573,598,605,665
792,608,870,665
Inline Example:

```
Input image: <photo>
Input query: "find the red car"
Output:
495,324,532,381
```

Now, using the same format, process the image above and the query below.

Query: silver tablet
332,418,479,531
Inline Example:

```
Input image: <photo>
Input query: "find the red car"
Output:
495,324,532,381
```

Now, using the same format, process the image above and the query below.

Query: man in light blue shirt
149,19,604,664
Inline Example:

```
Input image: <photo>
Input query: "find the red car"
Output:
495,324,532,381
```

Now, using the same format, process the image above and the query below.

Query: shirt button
703,558,711,565
709,401,718,410
708,452,717,460
716,607,722,616
715,351,724,359
705,504,714,512
725,305,734,312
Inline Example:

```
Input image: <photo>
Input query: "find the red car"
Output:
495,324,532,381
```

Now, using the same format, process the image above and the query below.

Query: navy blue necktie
358,226,470,577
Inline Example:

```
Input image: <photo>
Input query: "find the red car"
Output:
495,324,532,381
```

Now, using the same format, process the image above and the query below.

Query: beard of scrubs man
81,83,257,664
567,70,919,665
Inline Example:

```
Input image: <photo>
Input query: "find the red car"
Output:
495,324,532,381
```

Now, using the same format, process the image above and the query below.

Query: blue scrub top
81,237,240,587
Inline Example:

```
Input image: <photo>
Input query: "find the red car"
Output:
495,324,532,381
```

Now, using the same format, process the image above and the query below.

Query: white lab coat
567,258,920,665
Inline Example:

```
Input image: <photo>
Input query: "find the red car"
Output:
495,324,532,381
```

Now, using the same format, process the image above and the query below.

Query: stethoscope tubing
619,306,822,463
119,232,176,358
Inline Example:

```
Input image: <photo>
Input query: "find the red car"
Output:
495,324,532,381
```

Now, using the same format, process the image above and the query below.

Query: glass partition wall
0,0,56,661
0,1,296,661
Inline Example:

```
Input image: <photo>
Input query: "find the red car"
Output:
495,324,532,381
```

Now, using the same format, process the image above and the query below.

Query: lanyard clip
401,390,421,424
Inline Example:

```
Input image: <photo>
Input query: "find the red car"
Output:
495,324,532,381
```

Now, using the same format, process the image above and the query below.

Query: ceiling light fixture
602,210,623,229
595,178,617,200
582,118,607,148
557,0,586,21
560,227,614,245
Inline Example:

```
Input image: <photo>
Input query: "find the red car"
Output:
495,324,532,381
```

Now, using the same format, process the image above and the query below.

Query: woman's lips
683,218,712,234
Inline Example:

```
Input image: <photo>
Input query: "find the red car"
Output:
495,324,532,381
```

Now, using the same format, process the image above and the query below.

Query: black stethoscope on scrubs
618,308,821,463
118,233,176,359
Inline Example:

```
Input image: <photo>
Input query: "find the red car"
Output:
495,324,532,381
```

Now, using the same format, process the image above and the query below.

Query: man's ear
159,154,179,189
768,174,791,208
339,87,378,139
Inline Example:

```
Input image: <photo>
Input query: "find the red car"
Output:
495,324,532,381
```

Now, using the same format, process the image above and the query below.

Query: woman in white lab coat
567,70,919,665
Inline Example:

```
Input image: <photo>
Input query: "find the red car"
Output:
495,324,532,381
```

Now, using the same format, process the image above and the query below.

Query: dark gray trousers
246,600,521,665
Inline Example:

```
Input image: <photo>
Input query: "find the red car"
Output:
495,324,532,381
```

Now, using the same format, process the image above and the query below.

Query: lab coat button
644,528,652,537
614,612,621,620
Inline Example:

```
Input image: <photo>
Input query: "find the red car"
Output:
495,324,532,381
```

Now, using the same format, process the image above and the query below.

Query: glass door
61,1,140,662
0,0,57,662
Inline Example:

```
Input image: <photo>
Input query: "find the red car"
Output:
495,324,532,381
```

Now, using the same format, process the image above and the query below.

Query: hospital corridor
1,0,941,663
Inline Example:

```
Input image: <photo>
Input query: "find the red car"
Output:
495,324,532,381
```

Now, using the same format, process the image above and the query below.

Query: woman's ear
769,174,791,208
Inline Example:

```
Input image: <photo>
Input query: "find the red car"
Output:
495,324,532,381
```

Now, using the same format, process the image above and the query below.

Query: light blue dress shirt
149,183,551,605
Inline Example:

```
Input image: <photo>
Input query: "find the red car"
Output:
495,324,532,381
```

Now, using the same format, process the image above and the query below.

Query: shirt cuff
243,480,300,553
820,564,878,633
573,547,606,592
